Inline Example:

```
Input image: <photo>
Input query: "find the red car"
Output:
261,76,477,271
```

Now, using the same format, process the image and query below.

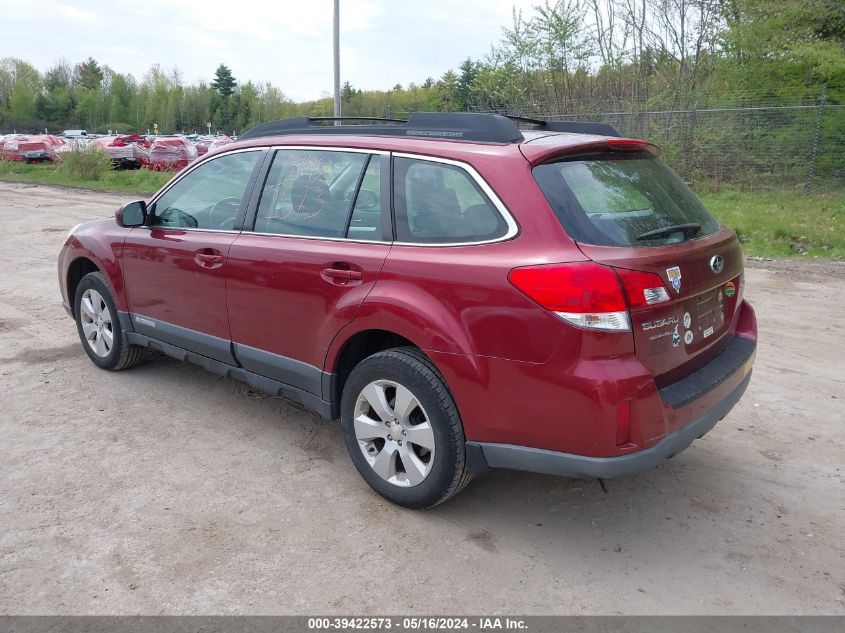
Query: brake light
606,138,646,149
508,262,630,331
615,268,671,308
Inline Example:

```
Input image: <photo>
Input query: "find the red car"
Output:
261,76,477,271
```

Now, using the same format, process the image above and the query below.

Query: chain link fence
466,91,844,191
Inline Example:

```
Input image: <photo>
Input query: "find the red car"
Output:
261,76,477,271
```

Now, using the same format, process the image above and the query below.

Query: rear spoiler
519,137,662,166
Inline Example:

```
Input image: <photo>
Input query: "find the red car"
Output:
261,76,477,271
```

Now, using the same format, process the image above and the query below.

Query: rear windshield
532,152,720,247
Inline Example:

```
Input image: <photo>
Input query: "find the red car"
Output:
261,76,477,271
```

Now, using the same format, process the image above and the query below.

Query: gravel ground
0,182,843,615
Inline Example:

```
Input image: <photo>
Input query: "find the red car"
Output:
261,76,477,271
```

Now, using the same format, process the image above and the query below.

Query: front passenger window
150,150,262,230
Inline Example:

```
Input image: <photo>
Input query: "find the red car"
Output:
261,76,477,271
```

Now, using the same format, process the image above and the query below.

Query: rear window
532,153,720,247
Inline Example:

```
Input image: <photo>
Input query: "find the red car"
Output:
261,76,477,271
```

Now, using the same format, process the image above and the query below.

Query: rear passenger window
393,157,507,244
254,149,369,238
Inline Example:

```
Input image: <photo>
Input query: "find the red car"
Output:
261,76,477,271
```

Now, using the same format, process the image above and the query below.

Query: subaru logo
710,255,725,273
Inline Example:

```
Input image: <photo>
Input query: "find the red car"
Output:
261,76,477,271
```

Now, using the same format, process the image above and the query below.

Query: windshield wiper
637,223,702,241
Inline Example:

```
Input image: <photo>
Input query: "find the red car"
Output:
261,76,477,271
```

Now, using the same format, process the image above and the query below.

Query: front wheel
340,347,472,508
74,271,145,371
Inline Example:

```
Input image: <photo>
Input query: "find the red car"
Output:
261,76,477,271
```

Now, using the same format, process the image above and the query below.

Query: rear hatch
531,146,744,385
19,139,48,158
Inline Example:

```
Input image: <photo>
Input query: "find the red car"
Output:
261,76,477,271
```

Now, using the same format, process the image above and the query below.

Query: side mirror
116,200,148,227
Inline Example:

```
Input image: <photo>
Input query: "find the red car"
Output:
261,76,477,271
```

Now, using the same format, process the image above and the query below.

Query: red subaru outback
58,113,757,508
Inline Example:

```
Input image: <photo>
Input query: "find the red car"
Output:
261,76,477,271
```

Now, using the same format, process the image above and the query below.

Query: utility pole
333,0,341,120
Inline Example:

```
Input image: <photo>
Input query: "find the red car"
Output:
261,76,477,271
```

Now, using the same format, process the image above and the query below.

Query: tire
340,347,472,509
74,271,145,371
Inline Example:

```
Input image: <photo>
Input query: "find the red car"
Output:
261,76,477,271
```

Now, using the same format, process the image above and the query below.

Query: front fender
59,219,130,312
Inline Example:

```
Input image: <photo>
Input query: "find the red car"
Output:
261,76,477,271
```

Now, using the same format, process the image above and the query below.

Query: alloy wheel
353,380,436,487
79,288,114,358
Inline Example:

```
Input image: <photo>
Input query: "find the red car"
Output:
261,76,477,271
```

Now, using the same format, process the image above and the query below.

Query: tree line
0,0,842,136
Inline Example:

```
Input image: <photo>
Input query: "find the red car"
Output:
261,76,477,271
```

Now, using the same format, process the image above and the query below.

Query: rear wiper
637,223,702,241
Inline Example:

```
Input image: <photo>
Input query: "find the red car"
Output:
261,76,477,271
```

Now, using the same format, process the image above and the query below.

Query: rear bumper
468,369,751,479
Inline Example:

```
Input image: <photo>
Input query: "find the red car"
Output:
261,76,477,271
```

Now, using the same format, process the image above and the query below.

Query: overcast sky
1,0,542,101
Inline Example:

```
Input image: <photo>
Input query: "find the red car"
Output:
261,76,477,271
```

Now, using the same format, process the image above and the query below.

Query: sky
0,0,542,101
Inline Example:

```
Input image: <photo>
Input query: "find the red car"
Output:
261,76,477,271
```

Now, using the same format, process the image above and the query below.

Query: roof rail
309,116,408,124
238,112,623,144
238,112,525,144
505,114,622,138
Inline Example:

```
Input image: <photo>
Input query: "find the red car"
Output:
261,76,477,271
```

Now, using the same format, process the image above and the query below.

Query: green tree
237,81,258,129
341,81,356,104
720,0,845,87
456,58,480,110
211,64,236,97
75,57,104,90
44,60,72,91
438,69,459,111
9,82,37,121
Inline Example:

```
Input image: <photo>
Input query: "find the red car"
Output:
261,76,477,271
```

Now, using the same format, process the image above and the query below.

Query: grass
699,188,845,260
1,161,843,259
0,161,171,195
58,146,113,181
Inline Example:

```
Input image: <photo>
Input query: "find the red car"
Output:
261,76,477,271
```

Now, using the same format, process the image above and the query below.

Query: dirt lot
0,182,843,615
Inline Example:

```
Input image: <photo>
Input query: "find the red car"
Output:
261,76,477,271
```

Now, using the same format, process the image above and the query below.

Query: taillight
508,262,630,331
615,268,671,308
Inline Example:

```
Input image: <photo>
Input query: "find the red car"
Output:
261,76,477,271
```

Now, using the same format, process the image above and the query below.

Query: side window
393,157,507,244
254,149,369,238
150,151,262,230
346,157,385,241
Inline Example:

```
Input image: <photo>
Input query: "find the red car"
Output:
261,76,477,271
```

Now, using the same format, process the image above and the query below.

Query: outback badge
666,266,682,293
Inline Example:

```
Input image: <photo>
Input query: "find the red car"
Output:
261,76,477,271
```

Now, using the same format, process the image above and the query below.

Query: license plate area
682,287,727,351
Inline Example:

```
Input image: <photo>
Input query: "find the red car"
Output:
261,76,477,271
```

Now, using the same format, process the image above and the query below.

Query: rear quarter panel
323,149,600,441
324,148,587,368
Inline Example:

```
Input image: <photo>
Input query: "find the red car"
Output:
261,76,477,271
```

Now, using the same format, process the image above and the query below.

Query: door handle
321,267,363,282
195,253,223,264
194,249,224,268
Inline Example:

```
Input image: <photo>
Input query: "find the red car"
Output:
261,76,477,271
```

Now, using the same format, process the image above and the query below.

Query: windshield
532,152,720,247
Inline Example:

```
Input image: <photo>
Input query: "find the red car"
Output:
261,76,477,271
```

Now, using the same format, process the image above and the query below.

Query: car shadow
424,443,755,561
133,355,753,556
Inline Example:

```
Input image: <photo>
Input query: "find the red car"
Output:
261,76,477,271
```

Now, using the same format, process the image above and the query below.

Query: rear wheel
74,272,144,371
340,347,471,508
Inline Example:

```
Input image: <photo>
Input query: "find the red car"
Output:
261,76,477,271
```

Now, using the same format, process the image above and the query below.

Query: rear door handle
322,267,363,281
194,249,224,268
195,253,223,263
